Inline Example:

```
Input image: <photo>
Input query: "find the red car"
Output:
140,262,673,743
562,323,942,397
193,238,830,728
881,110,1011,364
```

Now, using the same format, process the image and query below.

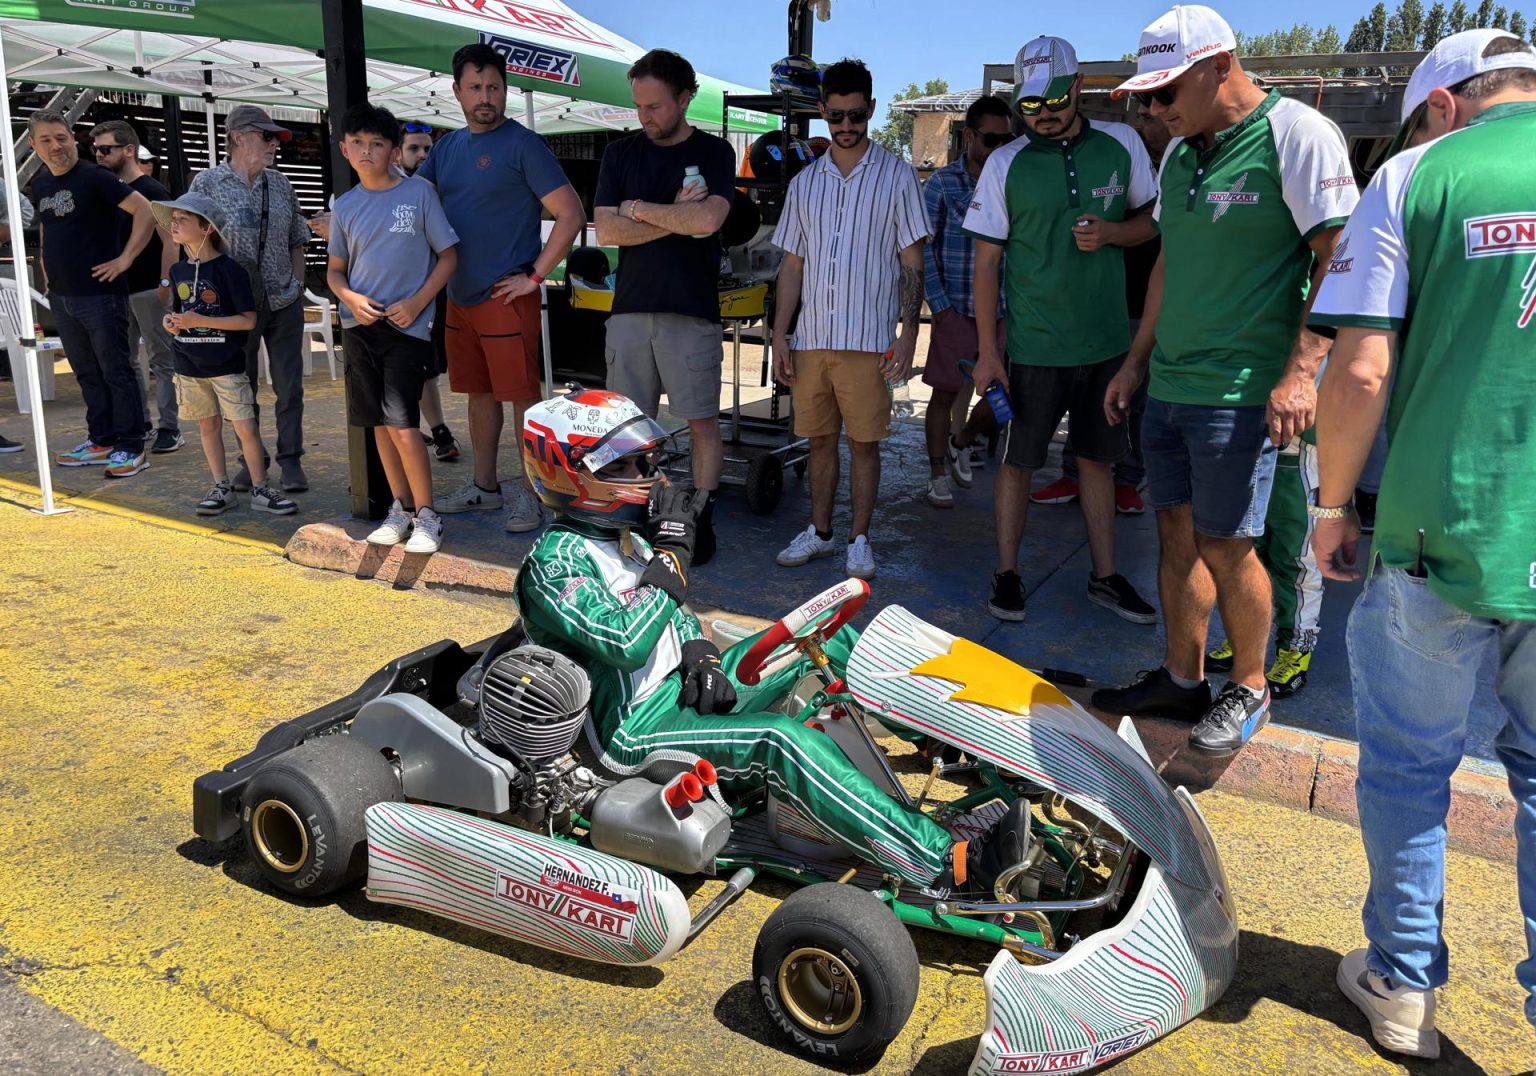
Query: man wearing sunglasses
919,94,1012,511
771,58,930,581
189,104,314,494
1091,5,1357,758
1306,30,1536,1060
963,36,1159,626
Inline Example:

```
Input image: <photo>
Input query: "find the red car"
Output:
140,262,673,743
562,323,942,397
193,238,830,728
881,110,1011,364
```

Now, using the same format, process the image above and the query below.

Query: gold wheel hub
777,946,863,1035
250,799,308,874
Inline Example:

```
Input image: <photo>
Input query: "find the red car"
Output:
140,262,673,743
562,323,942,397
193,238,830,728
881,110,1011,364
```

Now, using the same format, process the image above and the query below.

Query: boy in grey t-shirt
327,103,459,553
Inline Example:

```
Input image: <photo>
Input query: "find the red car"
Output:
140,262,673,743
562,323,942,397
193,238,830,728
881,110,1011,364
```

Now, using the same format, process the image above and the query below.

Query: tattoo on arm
900,264,922,331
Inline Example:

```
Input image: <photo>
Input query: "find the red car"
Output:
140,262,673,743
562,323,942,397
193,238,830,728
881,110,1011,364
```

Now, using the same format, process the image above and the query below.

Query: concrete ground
0,493,1531,1073
0,337,1509,764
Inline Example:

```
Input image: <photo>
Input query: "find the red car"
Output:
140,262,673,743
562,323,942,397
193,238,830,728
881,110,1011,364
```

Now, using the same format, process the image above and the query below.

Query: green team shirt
963,118,1157,366
1310,101,1536,620
1153,92,1358,405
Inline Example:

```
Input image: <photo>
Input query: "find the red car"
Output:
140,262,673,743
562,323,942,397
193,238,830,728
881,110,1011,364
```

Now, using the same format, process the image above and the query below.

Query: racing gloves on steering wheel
679,639,737,715
639,480,709,604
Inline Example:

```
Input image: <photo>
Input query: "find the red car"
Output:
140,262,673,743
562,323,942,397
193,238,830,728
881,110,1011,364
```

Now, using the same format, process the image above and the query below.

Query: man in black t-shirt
92,119,182,454
29,110,158,477
594,49,735,565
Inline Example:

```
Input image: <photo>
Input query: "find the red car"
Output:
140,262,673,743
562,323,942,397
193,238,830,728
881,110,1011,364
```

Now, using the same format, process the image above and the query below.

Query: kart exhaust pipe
686,867,756,940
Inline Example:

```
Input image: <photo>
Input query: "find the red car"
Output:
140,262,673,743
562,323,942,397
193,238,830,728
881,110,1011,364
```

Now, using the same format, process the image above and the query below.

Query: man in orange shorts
417,42,585,532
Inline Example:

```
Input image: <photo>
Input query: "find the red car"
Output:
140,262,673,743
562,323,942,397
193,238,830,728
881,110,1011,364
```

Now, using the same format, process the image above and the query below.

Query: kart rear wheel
753,883,918,1064
240,735,401,898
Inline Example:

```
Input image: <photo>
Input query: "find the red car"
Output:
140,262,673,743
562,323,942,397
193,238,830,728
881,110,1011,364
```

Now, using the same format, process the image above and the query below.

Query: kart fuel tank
588,777,732,875
364,802,691,966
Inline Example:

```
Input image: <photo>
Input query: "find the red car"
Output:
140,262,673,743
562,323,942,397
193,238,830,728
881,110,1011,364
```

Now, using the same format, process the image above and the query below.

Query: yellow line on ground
0,475,285,554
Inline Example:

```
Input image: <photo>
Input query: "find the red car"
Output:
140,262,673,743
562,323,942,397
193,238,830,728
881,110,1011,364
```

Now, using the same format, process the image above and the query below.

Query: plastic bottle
884,350,913,419
958,357,1014,423
682,166,713,238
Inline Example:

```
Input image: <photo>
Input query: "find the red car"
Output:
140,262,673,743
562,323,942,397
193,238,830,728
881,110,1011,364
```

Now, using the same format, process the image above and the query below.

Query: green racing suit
514,519,954,887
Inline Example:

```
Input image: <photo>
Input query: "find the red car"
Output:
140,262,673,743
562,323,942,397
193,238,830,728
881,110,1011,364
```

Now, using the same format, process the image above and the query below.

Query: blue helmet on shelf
770,55,820,97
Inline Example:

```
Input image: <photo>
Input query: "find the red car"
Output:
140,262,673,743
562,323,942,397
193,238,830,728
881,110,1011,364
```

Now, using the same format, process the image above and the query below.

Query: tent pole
524,89,536,130
0,39,67,514
205,103,216,167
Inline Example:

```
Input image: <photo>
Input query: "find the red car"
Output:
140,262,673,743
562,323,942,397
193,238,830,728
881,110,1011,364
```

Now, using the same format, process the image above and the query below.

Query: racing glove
679,638,737,715
639,480,706,604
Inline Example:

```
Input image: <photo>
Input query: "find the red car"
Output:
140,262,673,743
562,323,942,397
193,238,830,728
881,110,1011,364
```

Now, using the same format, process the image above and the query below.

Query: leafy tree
1390,0,1427,45
1448,0,1470,30
871,78,948,161
1367,1,1392,46
1315,24,1346,52
1474,0,1494,25
1422,2,1449,45
1510,9,1529,35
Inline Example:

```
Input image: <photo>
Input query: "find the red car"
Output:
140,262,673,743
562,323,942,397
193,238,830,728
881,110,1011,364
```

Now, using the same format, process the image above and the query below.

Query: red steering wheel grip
735,578,870,686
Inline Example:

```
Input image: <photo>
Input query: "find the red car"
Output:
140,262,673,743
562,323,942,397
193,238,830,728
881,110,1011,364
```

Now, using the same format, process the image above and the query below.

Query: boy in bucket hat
154,194,296,517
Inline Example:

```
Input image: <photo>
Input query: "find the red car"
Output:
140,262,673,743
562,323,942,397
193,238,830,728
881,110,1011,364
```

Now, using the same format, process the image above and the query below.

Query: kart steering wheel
736,578,870,686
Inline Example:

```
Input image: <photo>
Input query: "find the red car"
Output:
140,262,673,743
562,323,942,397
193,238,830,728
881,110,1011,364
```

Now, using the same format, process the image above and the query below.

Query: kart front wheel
240,735,401,898
752,883,919,1064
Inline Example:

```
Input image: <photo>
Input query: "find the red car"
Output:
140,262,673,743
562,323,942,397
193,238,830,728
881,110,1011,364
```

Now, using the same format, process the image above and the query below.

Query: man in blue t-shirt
594,49,736,566
416,42,585,534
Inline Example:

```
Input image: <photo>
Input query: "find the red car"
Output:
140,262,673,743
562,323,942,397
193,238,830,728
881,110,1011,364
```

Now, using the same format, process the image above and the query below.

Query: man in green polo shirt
1090,4,1358,757
1307,30,1536,1060
964,35,1159,626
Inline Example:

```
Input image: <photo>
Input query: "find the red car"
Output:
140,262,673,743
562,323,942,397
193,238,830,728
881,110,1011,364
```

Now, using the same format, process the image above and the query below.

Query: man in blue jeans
1309,30,1536,1060
1091,5,1357,754
29,109,158,478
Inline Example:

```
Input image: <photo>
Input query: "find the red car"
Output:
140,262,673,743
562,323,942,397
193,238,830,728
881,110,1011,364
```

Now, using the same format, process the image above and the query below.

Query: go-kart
191,580,1237,1072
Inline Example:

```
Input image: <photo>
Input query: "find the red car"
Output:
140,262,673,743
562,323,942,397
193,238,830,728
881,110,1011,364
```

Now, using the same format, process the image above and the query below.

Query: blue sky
576,0,1370,118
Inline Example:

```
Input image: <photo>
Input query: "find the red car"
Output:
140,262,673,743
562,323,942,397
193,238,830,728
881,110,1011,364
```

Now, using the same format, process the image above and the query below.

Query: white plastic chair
258,289,340,384
0,276,56,412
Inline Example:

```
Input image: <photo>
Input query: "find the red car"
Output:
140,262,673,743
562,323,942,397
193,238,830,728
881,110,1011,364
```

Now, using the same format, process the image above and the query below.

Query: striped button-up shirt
772,143,929,353
922,159,1003,319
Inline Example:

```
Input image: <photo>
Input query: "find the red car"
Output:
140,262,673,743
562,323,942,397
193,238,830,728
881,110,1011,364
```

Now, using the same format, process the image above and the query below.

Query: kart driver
516,389,1028,894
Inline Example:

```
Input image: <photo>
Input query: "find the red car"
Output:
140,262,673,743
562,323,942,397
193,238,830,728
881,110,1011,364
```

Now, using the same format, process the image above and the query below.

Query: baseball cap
1014,36,1079,102
150,193,231,244
136,145,156,162
1112,5,1236,98
1387,29,1536,153
225,104,292,142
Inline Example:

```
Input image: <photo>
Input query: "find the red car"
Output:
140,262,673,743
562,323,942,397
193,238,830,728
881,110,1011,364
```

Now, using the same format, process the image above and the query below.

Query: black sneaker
279,460,309,493
1355,489,1377,534
1087,572,1158,624
151,428,184,454
431,424,461,461
988,570,1027,622
0,434,23,453
1189,682,1272,756
1091,667,1212,721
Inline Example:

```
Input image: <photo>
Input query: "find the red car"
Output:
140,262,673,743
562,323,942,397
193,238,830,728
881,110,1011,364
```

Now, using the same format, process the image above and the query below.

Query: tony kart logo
1463,213,1536,328
1207,172,1258,221
1092,170,1125,212
1327,236,1353,274
481,31,581,87
493,864,640,942
993,1049,1093,1072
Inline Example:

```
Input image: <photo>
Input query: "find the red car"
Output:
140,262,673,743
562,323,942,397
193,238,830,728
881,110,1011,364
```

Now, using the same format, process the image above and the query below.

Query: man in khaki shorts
770,59,929,580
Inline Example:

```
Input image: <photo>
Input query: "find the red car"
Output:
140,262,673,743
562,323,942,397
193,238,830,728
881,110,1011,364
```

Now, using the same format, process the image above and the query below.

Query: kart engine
470,644,605,833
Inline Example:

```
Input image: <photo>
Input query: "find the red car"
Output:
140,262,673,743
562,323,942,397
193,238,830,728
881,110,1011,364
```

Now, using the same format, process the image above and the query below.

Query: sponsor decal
759,976,840,1055
555,576,590,603
1319,175,1355,190
493,867,639,942
1208,172,1257,221
1140,42,1179,56
994,1049,1094,1072
1186,41,1230,60
1093,170,1125,212
1463,214,1536,328
476,154,493,171
1093,1030,1153,1063
970,200,983,211
66,0,194,16
400,0,613,48
480,31,581,87
1019,54,1055,67
1327,236,1353,274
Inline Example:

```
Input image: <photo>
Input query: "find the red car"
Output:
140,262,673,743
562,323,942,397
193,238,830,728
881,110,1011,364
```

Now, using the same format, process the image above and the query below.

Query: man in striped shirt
771,59,931,581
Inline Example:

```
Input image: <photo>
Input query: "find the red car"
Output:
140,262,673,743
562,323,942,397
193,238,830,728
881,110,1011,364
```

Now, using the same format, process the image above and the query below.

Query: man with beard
964,36,1160,626
594,49,735,565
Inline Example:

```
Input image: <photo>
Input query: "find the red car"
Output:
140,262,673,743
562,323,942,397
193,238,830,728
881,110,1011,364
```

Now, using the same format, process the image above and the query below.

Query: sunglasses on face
824,108,871,125
978,132,1014,148
242,127,281,143
1133,85,1180,109
1017,93,1072,117
91,143,124,155
402,122,433,134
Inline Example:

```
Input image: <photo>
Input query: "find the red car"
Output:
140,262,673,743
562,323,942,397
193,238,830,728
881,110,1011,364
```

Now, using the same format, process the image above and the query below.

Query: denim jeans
240,298,306,463
1347,561,1536,1025
50,291,144,455
129,288,178,433
1141,397,1278,538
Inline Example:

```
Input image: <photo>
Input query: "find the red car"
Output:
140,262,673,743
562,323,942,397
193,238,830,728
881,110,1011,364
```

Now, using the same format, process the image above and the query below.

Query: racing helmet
770,54,820,97
748,131,813,184
522,389,669,530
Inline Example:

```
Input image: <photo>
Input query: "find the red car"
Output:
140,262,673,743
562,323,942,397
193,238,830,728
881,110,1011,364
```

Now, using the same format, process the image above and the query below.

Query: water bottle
884,350,914,419
682,166,713,238
959,357,1013,423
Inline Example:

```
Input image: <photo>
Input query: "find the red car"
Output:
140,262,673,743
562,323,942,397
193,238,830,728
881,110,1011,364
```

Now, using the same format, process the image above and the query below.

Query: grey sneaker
1336,949,1438,1058
249,484,298,515
404,508,443,554
196,481,236,516
845,535,877,580
926,475,955,508
279,461,309,493
505,482,544,533
947,435,974,488
366,499,413,545
437,479,504,514
777,525,837,567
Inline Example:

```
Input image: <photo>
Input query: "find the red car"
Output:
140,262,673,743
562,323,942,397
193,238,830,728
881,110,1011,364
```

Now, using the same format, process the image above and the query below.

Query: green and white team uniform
1310,101,1536,620
515,520,955,885
963,118,1157,365
1152,91,1358,406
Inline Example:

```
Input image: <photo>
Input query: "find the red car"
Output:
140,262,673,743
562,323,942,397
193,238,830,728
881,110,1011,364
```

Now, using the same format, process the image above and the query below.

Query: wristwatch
1306,501,1354,520
158,277,171,288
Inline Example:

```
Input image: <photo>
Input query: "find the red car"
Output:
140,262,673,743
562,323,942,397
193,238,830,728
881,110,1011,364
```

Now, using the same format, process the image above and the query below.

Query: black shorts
343,322,434,429
429,291,449,377
1002,353,1128,471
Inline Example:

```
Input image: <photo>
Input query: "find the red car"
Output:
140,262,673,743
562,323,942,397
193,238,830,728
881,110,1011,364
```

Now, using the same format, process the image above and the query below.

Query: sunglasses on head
824,107,871,125
1017,92,1072,117
402,122,433,134
91,143,124,155
978,131,1014,148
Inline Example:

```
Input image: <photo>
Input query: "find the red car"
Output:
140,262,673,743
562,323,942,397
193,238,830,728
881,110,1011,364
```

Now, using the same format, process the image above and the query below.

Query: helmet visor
578,413,671,477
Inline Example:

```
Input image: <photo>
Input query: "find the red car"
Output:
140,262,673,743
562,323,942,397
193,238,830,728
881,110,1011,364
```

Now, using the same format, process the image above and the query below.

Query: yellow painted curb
0,475,285,554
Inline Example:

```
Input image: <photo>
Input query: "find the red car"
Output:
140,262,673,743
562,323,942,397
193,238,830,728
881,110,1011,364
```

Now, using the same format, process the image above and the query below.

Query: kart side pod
363,802,692,966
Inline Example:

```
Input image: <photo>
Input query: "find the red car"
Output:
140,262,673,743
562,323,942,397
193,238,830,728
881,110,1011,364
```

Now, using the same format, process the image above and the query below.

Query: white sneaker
366,499,413,546
404,508,443,554
776,525,837,567
947,436,974,488
504,481,544,533
1336,949,1439,1059
926,475,955,508
846,535,877,579
437,479,503,514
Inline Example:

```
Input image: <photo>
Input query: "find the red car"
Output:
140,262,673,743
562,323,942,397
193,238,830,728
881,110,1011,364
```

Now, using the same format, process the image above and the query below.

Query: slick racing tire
241,735,402,898
753,883,919,1064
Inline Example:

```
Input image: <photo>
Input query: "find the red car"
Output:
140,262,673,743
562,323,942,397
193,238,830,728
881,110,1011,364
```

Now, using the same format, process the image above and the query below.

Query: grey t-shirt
328,176,458,339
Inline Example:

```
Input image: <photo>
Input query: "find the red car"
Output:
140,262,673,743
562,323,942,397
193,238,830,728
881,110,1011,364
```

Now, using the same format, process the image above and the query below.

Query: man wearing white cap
963,35,1160,626
1091,5,1358,758
1306,30,1536,1060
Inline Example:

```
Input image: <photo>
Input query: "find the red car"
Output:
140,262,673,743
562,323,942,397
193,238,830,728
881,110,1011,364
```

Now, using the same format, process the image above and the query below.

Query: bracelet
628,200,642,221
529,272,545,286
1306,502,1353,520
